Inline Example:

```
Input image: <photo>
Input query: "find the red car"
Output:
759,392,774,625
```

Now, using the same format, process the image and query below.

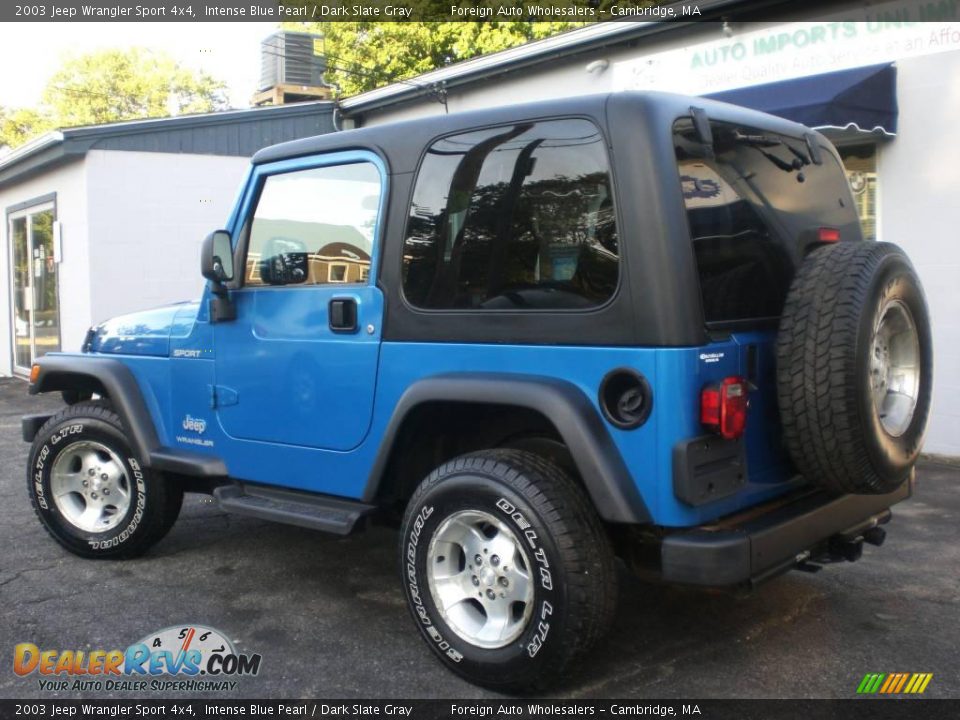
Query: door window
244,162,381,288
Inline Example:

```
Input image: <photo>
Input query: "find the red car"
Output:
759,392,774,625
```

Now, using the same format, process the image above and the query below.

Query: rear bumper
660,475,913,587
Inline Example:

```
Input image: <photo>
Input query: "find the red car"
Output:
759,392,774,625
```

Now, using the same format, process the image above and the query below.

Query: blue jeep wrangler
23,93,932,690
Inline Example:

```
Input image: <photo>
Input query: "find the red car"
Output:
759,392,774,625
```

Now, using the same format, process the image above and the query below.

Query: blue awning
706,64,898,136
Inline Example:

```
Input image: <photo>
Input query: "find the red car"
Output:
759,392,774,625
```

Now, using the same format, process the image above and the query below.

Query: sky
0,22,281,110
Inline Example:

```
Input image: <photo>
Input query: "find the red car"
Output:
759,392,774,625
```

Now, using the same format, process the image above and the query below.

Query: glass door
10,215,31,372
8,205,60,374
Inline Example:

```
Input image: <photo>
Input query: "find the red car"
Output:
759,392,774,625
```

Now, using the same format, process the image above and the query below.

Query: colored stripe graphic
879,674,897,693
857,673,885,694
892,673,909,693
857,673,932,694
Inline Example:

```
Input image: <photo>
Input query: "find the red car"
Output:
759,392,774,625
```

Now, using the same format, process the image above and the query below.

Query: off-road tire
776,242,932,494
399,449,617,691
27,400,183,559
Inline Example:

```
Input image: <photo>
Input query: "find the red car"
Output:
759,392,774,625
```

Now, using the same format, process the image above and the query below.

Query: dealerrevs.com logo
14,625,262,692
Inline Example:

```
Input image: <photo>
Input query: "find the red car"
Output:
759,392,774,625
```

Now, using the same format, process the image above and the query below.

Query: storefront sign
613,0,960,95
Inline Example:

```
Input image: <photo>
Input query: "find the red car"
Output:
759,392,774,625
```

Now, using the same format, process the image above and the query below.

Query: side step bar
213,484,376,535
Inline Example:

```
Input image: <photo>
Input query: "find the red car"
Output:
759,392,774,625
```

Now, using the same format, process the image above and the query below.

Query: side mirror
201,230,234,284
201,230,236,323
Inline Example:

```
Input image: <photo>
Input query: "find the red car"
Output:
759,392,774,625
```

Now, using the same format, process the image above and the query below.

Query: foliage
0,106,50,149
1,48,227,150
285,0,672,96
282,21,581,97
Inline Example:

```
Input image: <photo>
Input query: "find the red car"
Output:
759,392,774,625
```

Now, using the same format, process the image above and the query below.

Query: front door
8,204,60,374
213,153,385,453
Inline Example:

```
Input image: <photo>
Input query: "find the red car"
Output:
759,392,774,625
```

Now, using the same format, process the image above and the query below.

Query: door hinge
208,384,239,409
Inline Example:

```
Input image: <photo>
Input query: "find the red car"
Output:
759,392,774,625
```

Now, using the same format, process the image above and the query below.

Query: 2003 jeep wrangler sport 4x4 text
22,92,932,690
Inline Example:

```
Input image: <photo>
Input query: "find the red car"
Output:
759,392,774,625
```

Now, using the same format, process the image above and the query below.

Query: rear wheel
399,449,617,690
27,400,183,558
776,242,932,494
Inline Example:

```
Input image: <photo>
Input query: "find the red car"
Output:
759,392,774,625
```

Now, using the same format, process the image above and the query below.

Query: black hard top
252,91,821,174
249,91,838,349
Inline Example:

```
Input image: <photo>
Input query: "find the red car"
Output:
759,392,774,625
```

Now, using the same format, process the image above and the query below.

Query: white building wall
84,150,249,324
0,160,91,377
878,51,960,457
1,150,250,377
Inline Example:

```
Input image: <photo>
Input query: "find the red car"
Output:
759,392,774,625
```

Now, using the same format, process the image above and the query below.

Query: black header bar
0,1,903,24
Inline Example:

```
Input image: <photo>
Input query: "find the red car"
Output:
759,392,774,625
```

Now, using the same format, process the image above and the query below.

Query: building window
244,161,379,287
402,118,619,310
328,263,348,283
839,145,878,242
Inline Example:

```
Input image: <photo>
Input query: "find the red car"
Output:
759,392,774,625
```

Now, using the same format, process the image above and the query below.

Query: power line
259,43,414,86
259,45,448,108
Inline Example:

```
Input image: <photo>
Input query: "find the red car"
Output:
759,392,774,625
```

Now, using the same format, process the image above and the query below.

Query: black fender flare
26,355,225,477
364,373,650,524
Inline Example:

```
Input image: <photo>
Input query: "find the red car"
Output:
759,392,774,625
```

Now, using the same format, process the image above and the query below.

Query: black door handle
329,298,358,333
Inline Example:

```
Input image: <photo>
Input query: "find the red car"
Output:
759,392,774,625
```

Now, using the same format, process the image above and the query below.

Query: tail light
818,227,840,242
701,376,749,440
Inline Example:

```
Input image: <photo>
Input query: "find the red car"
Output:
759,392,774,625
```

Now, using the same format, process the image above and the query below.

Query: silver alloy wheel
50,441,132,533
870,298,921,437
426,509,535,649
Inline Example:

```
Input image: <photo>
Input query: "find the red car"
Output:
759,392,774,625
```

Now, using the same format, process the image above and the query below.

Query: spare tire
776,242,932,495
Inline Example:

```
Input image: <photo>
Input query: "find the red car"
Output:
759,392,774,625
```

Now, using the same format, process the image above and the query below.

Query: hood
87,302,200,357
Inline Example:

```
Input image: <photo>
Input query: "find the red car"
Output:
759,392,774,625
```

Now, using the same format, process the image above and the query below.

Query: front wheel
27,400,183,559
399,450,617,690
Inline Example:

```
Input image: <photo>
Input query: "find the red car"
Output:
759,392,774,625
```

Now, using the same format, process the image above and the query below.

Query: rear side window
403,119,619,310
674,118,856,325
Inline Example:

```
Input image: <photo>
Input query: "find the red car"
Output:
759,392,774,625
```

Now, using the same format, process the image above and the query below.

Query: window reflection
245,162,380,287
403,119,619,310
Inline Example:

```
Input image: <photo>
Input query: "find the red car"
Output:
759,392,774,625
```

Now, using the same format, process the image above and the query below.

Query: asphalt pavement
1,377,957,700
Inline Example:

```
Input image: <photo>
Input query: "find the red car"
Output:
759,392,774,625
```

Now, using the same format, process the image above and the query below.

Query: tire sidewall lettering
30,420,148,552
49,422,84,446
404,480,562,673
89,457,145,550
405,504,464,663
494,497,555,658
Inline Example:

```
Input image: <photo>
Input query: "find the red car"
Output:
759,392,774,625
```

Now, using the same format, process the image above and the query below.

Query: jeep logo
182,415,207,434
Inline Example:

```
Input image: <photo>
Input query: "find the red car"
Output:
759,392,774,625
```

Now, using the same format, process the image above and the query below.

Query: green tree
290,22,581,96
1,48,227,150
42,47,227,127
285,2,671,96
0,106,51,149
